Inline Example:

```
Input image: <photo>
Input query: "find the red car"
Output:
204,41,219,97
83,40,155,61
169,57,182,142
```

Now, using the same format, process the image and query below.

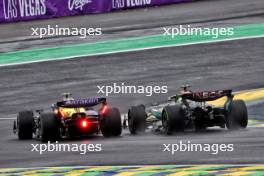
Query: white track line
0,118,16,120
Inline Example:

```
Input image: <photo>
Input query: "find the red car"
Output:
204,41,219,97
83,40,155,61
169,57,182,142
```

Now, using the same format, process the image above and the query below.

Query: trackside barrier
0,0,194,23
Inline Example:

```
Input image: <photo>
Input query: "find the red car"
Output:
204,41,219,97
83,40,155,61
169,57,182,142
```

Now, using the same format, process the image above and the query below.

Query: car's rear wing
181,90,232,102
57,98,106,108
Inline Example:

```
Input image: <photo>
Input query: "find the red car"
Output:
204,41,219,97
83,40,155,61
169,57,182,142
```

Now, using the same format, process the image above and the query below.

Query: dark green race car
126,86,248,135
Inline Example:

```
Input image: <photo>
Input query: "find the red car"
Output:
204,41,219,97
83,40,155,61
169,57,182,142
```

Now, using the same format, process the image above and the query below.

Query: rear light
82,121,87,127
101,105,109,115
80,119,88,128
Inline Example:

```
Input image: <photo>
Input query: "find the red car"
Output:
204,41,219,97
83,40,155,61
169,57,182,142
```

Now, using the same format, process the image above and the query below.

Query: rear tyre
40,113,60,142
128,105,147,135
226,100,248,130
162,105,185,135
100,108,122,137
17,111,34,140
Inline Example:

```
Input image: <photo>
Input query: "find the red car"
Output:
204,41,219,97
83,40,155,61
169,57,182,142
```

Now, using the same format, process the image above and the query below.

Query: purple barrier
0,0,193,23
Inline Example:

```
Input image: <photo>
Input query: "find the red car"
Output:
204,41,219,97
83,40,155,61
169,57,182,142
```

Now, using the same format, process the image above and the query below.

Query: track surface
1,37,264,168
0,0,264,168
1,0,264,52
1,0,264,40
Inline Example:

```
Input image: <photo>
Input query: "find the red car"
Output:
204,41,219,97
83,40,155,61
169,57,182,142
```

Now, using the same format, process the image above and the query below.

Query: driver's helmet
180,85,191,94
63,93,74,101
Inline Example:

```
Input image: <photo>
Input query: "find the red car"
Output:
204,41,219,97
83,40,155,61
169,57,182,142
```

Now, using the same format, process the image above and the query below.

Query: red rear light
82,121,87,127
80,119,88,128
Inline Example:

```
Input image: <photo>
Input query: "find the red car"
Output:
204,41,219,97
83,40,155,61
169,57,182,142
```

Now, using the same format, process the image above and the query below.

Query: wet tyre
100,108,122,137
128,105,147,135
17,111,34,140
40,113,60,142
162,105,185,135
226,100,248,130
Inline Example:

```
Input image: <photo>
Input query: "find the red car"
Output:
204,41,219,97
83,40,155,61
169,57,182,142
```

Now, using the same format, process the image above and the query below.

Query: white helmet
63,93,74,101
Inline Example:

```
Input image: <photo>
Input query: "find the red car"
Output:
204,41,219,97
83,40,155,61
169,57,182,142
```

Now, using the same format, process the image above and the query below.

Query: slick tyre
100,108,122,137
226,100,248,130
128,105,147,135
17,111,34,140
40,113,60,142
162,105,185,135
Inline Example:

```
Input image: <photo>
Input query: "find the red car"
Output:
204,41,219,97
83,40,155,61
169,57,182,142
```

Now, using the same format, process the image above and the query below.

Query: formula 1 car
13,94,122,141
127,86,248,135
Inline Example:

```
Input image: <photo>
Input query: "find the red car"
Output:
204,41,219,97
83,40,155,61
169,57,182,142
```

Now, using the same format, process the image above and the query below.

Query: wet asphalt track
0,0,264,168
1,0,264,52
